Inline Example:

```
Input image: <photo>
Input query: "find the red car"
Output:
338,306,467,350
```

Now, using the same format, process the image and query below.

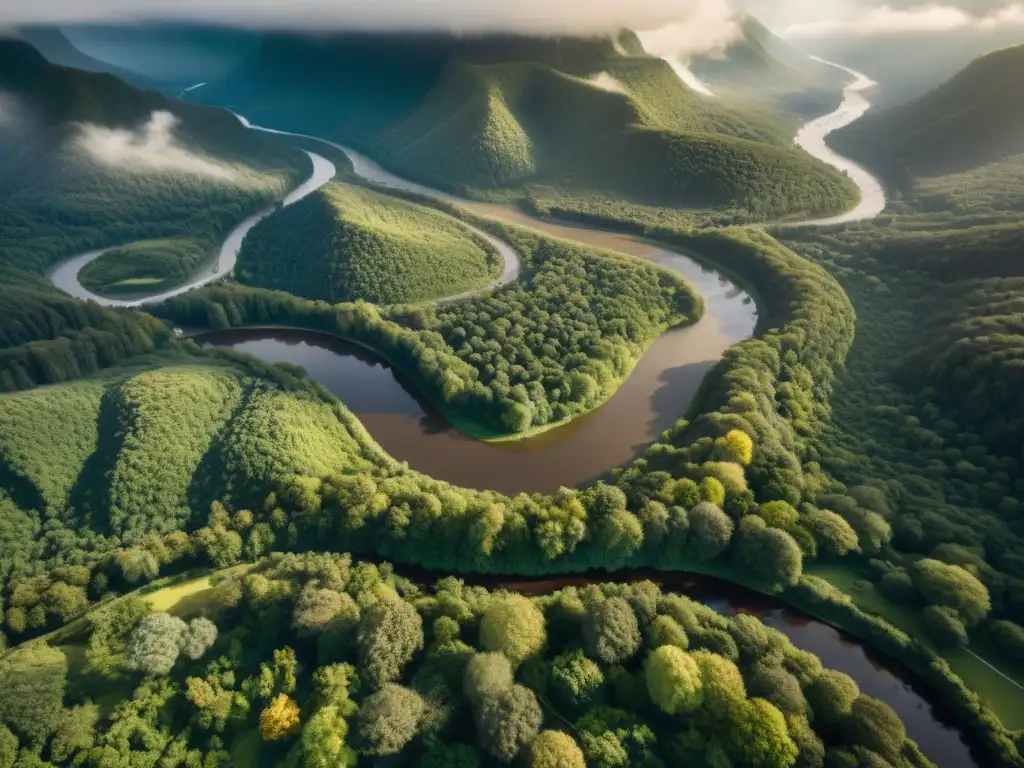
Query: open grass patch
809,563,1024,728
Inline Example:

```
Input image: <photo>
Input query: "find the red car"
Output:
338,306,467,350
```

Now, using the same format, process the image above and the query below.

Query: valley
2,13,1024,768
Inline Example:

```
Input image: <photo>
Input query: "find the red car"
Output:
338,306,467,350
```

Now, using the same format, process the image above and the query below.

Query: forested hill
236,181,501,304
197,30,858,222
690,16,846,115
13,26,159,89
832,43,1024,185
0,39,308,391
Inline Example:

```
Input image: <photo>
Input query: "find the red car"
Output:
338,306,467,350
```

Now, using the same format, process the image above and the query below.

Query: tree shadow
67,385,128,536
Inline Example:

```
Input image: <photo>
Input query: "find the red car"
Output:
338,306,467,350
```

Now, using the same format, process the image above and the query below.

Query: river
45,60,984,765
429,567,978,768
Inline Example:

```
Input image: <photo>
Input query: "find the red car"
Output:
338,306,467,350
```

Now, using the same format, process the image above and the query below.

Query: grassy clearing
79,238,213,297
144,564,253,616
809,563,1024,728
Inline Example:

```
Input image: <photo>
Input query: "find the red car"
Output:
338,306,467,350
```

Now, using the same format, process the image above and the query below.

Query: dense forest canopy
2,23,1024,768
0,38,308,386
195,30,858,222
0,553,938,768
236,181,501,305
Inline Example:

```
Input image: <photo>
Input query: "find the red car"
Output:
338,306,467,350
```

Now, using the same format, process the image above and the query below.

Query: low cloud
74,110,243,182
0,90,26,129
785,2,1024,37
586,72,629,94
636,4,743,60
1,0,739,37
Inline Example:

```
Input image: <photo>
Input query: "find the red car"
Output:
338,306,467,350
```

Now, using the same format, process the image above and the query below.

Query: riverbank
47,553,979,767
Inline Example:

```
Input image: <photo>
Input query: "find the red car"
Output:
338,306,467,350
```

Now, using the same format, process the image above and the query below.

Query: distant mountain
690,17,847,118
62,23,260,84
792,27,1024,107
0,38,305,287
197,31,856,220
14,26,158,89
832,44,1024,184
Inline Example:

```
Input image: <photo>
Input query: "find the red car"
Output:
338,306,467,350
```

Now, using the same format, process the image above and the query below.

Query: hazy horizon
3,0,1024,42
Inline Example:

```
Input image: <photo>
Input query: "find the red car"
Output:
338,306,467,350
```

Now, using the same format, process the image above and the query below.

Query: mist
785,2,1024,37
75,110,243,182
0,0,747,37
0,91,21,128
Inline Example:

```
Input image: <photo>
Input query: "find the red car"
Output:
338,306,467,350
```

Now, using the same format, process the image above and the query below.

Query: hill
0,39,308,388
13,27,159,89
197,31,858,222
832,44,1024,185
792,25,1024,108
690,17,847,117
0,357,384,540
62,22,261,84
236,181,501,304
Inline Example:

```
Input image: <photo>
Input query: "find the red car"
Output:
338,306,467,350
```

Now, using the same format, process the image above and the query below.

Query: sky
2,0,1024,42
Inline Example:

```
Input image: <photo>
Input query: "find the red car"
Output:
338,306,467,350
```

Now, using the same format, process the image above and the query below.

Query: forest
3,25,1024,768
0,553,937,768
196,31,858,222
0,39,308,387
160,222,702,436
78,239,215,297
236,181,501,305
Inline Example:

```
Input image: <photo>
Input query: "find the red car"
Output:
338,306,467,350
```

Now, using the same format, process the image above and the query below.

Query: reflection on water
199,206,757,494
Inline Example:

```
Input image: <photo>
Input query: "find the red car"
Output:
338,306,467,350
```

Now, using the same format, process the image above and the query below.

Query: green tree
805,670,859,727
644,646,703,715
747,663,806,716
922,605,969,648
357,598,424,689
480,596,546,664
734,517,803,589
476,685,543,762
0,644,67,746
294,586,346,636
726,698,798,768
685,503,734,562
691,649,745,713
51,703,99,763
115,548,159,584
550,649,605,714
356,684,424,756
912,559,991,626
529,730,586,768
300,704,357,767
0,725,16,768
647,615,688,650
844,696,905,760
583,598,641,664
464,653,514,706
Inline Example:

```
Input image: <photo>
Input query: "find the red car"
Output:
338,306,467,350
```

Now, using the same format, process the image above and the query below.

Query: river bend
42,62,981,766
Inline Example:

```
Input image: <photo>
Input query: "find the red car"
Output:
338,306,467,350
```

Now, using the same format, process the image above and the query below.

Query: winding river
45,62,988,766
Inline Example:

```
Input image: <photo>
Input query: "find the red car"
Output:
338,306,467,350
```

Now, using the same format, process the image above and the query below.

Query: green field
809,564,1024,728
237,181,501,304
79,238,214,297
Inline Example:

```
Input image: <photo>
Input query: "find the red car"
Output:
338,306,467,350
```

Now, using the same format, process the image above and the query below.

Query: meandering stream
41,63,986,765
